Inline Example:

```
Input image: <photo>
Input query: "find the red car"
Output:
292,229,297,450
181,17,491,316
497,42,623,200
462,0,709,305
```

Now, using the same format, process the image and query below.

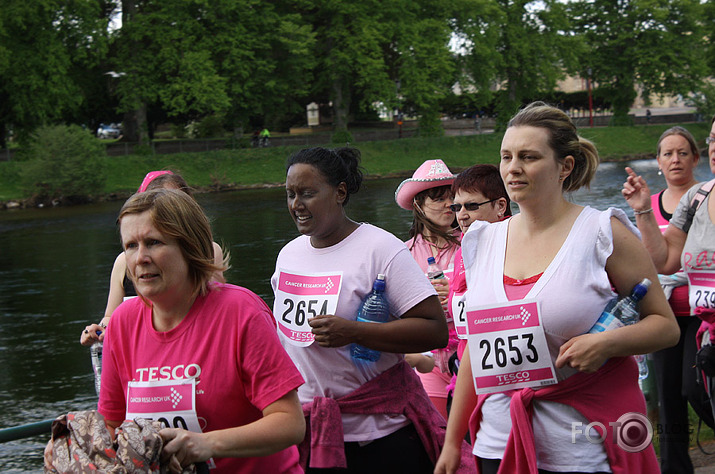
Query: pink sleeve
237,295,304,411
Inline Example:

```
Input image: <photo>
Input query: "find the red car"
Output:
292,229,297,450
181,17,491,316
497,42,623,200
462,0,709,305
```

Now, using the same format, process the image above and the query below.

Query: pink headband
138,170,173,193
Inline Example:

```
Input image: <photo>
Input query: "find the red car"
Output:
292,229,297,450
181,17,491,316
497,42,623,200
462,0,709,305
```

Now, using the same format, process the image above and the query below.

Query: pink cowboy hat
394,159,455,210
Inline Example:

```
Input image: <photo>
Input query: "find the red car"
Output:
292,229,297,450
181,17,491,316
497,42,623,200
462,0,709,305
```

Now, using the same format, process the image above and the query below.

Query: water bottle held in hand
90,333,103,396
426,257,445,280
588,278,651,379
351,274,390,363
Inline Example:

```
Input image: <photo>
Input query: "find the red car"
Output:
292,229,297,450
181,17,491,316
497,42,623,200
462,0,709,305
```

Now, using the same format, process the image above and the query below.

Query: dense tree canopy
568,0,707,125
0,0,712,146
0,0,110,147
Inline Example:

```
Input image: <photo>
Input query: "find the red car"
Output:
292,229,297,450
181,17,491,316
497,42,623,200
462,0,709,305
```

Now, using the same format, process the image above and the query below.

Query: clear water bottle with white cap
588,278,651,379
351,274,390,363
90,337,103,396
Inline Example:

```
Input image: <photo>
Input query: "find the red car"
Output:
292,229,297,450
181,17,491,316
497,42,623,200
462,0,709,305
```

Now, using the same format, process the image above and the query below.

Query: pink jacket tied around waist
469,356,658,474
300,360,476,472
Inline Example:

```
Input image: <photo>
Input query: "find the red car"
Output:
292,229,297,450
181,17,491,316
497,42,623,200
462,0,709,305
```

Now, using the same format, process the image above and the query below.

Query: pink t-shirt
404,230,460,279
652,191,690,317
98,283,304,473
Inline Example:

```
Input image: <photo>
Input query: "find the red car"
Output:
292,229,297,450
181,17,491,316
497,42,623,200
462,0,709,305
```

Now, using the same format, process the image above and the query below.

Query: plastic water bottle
426,257,445,280
90,338,103,396
351,274,390,363
589,278,651,379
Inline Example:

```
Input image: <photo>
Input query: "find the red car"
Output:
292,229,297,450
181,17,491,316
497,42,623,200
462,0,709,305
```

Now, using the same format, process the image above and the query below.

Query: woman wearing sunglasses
446,165,511,412
395,159,460,420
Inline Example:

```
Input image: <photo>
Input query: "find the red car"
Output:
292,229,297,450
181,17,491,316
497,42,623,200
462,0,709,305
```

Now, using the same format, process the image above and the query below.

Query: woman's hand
309,315,357,347
430,277,450,307
433,441,462,474
555,333,610,373
79,322,106,346
405,353,436,373
160,429,212,473
621,167,652,212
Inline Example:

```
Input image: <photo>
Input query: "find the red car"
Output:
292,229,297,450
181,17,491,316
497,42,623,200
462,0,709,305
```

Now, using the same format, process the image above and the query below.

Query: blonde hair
508,102,599,192
118,189,228,297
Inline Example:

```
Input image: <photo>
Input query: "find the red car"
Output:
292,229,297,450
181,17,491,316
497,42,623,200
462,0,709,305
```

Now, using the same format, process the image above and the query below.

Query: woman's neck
665,179,698,199
513,196,577,233
422,226,452,248
151,293,198,332
662,179,698,214
310,216,359,249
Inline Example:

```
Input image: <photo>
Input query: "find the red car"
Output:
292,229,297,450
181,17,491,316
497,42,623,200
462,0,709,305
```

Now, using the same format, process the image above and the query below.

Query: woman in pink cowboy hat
395,159,460,420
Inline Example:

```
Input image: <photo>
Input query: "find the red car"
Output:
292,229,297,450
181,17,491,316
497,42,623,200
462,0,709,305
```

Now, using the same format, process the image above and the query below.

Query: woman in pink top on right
622,126,713,474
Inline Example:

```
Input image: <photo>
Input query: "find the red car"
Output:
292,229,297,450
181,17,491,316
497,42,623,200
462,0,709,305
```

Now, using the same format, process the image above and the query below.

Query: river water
0,158,712,472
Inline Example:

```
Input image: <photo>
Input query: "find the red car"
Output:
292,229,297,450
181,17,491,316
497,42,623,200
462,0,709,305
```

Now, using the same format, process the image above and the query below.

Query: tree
112,0,315,143
297,0,457,138
0,0,110,147
453,0,579,129
568,0,706,125
19,125,107,202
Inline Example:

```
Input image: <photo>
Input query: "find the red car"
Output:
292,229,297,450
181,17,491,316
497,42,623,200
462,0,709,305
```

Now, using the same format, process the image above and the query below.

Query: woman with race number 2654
272,147,475,473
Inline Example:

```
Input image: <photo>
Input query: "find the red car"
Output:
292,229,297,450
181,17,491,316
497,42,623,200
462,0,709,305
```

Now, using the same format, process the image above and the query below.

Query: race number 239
688,271,715,311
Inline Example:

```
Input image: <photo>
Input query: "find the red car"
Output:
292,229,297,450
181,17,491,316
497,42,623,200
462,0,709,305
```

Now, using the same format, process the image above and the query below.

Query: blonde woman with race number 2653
436,102,678,474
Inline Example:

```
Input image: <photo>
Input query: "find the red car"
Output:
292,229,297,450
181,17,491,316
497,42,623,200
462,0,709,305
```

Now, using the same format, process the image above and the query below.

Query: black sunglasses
449,198,497,212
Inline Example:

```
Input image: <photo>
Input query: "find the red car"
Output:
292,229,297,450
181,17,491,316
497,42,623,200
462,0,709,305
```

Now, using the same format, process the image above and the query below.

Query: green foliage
0,0,710,147
19,125,106,201
331,129,354,145
195,115,226,139
454,0,577,129
0,0,110,146
417,110,445,137
568,0,707,124
686,83,715,123
171,123,188,139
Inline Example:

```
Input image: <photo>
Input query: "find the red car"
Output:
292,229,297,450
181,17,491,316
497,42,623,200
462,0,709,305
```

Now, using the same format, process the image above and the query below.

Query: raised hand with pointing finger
621,166,653,213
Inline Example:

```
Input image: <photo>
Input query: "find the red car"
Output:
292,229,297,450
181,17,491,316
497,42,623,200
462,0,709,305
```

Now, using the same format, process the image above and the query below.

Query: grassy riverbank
0,122,710,203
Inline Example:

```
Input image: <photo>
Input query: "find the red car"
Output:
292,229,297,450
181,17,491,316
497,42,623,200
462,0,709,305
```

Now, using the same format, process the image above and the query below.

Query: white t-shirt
462,207,637,472
271,223,437,442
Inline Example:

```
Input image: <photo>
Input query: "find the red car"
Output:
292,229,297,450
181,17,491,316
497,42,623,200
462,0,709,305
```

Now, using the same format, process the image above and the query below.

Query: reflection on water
0,158,712,471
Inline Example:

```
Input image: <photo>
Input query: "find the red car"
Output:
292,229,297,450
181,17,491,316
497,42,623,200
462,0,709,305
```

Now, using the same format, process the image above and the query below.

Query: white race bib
126,379,201,432
466,299,556,394
126,379,215,469
274,269,343,346
688,270,715,311
451,292,468,339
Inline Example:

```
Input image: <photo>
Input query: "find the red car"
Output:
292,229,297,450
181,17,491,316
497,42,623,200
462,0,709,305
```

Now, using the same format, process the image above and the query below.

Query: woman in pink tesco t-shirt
97,189,305,473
